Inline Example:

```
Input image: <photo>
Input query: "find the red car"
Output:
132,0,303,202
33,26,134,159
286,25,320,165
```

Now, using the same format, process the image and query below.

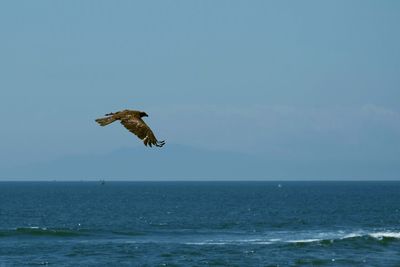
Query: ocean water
0,181,399,266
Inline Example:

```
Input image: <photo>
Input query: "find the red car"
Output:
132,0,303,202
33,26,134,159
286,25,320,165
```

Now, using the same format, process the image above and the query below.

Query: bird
95,109,165,147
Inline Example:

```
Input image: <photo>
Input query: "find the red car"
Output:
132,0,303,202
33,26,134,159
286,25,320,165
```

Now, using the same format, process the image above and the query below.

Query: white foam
185,238,273,245
369,232,400,239
185,242,227,245
342,233,363,239
103,229,400,247
269,238,281,242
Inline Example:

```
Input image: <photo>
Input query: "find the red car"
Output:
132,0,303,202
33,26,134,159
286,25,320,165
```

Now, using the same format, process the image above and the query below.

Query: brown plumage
95,109,165,147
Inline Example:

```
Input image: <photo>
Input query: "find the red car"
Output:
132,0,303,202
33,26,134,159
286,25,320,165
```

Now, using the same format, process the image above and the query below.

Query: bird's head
140,112,149,117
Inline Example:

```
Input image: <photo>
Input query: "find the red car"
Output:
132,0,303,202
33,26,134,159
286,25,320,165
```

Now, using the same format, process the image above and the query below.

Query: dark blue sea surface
0,181,400,266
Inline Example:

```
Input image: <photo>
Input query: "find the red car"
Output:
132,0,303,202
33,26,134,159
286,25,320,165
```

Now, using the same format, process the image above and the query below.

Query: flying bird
95,109,165,147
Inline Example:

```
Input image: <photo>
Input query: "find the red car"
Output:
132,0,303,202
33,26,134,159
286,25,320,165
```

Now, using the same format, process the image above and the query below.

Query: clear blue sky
1,1,399,178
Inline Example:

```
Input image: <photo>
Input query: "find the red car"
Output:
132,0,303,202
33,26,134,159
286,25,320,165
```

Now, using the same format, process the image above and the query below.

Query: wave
185,239,272,245
0,227,146,239
183,230,400,246
284,230,400,244
1,227,399,247
111,230,146,236
0,227,88,237
287,238,321,243
368,232,400,239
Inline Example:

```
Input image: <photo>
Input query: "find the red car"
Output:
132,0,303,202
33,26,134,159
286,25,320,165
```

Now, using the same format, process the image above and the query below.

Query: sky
1,1,399,179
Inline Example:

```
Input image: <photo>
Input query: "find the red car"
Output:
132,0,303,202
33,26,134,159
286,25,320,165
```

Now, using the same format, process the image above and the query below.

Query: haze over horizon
1,1,399,180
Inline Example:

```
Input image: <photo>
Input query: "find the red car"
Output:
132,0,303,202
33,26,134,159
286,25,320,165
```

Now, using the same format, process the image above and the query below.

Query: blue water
0,181,400,266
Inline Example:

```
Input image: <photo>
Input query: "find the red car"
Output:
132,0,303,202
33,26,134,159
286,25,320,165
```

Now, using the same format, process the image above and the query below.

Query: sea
0,181,399,266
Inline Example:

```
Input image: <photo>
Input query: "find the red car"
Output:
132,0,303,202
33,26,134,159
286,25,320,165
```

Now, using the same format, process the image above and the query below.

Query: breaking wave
183,230,400,246
1,227,399,246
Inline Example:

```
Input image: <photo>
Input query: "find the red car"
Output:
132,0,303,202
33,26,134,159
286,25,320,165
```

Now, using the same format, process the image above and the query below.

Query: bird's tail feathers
95,116,116,126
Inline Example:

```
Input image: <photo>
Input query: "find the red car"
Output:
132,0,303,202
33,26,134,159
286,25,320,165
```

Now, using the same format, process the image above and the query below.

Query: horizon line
0,179,399,182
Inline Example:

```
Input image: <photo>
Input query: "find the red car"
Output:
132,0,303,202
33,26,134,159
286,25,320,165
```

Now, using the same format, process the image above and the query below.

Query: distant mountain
1,144,399,180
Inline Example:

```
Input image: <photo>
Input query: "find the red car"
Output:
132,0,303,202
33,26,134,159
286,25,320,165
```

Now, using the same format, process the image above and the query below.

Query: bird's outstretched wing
120,117,165,147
